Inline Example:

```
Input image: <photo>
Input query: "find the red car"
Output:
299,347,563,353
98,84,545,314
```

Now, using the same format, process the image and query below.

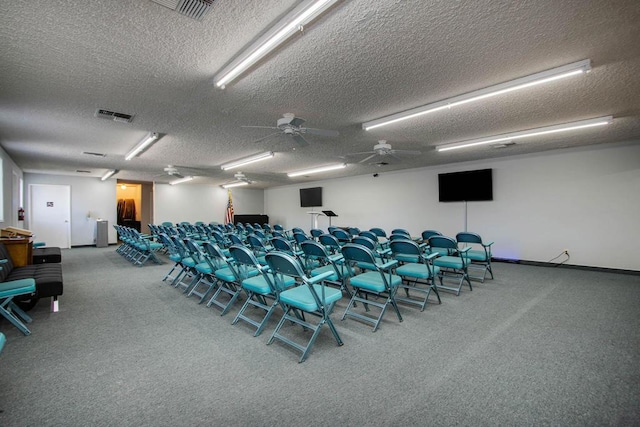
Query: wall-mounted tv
438,168,493,202
300,187,322,207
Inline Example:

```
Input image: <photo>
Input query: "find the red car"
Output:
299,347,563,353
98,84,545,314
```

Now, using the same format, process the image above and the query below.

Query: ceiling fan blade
253,131,282,143
289,117,306,127
358,154,379,164
392,149,422,155
173,172,185,179
242,125,279,130
292,134,309,146
301,127,340,137
344,150,376,157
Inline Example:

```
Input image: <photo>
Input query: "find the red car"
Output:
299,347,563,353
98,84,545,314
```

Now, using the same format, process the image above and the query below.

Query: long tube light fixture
169,176,194,185
125,132,159,160
362,59,592,131
220,151,274,170
287,163,346,177
101,169,118,181
436,116,613,152
221,181,249,189
213,0,339,88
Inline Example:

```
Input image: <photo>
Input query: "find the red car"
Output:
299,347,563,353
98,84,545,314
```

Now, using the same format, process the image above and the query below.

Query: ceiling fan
159,165,186,178
344,140,422,164
242,113,339,146
223,171,255,187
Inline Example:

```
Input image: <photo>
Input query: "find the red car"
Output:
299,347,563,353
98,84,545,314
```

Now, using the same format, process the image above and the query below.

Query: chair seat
169,254,182,262
280,284,342,312
395,263,440,279
463,249,489,261
310,264,348,281
394,253,420,263
242,274,295,295
433,256,469,269
349,271,402,293
182,257,196,268
0,278,36,299
194,262,213,274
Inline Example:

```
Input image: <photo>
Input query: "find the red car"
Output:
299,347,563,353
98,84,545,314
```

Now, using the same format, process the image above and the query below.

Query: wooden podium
0,238,33,267
1,226,34,267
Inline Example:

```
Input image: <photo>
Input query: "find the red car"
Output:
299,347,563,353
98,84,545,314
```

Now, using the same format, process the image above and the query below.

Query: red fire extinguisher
18,207,25,221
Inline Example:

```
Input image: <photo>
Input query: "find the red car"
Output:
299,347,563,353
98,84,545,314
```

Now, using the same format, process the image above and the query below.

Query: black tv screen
300,187,322,207
438,169,493,202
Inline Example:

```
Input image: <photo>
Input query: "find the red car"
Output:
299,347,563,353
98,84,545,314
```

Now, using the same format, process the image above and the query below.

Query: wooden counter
0,238,33,267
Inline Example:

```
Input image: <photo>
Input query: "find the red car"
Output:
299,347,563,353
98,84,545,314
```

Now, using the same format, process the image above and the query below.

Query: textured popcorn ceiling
1,0,639,187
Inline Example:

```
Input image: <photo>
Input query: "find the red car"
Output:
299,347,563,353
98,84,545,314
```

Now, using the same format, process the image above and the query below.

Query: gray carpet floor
1,247,639,426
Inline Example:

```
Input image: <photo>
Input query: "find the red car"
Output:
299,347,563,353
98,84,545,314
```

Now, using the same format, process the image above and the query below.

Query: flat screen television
438,168,493,202
300,187,322,207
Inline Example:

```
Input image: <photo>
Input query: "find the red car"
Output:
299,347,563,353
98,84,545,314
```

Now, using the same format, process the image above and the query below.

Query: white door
29,184,71,248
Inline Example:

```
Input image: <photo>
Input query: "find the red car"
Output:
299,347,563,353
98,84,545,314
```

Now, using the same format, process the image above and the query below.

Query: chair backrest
358,230,379,243
369,227,387,238
184,238,204,262
391,229,411,237
293,231,310,245
330,228,351,242
421,229,442,240
300,240,331,260
318,233,341,253
228,233,244,246
348,227,360,236
389,233,410,242
291,227,305,235
254,229,267,240
265,251,306,279
272,236,297,254
247,234,269,254
310,228,323,238
428,235,458,252
341,243,376,265
456,231,482,245
351,235,376,251
226,244,260,281
202,241,229,269
273,224,284,232
389,239,421,258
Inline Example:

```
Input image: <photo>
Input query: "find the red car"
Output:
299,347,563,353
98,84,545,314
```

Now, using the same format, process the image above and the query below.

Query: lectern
322,210,338,227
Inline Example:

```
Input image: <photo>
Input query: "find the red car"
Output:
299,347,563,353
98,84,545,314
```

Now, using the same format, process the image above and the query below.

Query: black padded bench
33,247,62,264
0,243,63,312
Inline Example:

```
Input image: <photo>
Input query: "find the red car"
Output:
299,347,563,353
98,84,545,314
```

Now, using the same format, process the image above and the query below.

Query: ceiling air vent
151,0,214,21
76,170,92,174
95,109,134,123
82,151,106,157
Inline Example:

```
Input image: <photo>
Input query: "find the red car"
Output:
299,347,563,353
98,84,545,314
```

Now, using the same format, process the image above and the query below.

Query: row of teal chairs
114,225,164,266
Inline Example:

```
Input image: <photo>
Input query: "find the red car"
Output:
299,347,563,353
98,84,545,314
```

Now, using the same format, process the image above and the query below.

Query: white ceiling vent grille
95,109,134,123
151,0,214,21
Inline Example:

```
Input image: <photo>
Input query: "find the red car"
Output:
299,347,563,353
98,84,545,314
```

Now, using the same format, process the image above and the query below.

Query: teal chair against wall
456,232,494,282
428,235,472,296
340,243,403,332
265,252,344,363
389,239,441,311
230,245,295,337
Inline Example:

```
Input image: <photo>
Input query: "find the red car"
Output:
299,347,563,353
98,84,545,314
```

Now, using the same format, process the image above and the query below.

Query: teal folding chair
185,240,218,303
301,240,354,301
265,252,344,363
389,239,441,311
340,243,403,332
230,245,295,337
456,232,494,282
0,259,36,335
429,235,472,295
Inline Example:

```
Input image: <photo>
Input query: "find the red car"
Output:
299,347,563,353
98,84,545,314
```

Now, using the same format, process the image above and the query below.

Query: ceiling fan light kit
220,151,274,170
213,0,339,88
287,163,346,177
124,132,159,160
436,116,613,152
362,59,592,131
100,169,118,181
169,176,194,185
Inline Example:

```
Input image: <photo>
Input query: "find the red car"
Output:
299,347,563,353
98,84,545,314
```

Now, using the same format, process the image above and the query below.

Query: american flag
224,189,234,225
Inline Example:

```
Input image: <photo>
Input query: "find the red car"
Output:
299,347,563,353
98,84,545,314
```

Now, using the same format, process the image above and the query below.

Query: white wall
24,173,118,245
265,142,640,271
0,145,24,227
154,184,265,225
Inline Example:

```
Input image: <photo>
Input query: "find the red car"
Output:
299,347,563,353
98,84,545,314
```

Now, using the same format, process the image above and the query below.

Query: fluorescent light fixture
169,176,194,185
220,151,274,170
362,59,592,131
213,0,339,88
436,116,613,152
287,163,346,177
221,181,249,189
101,169,118,181
125,132,159,160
